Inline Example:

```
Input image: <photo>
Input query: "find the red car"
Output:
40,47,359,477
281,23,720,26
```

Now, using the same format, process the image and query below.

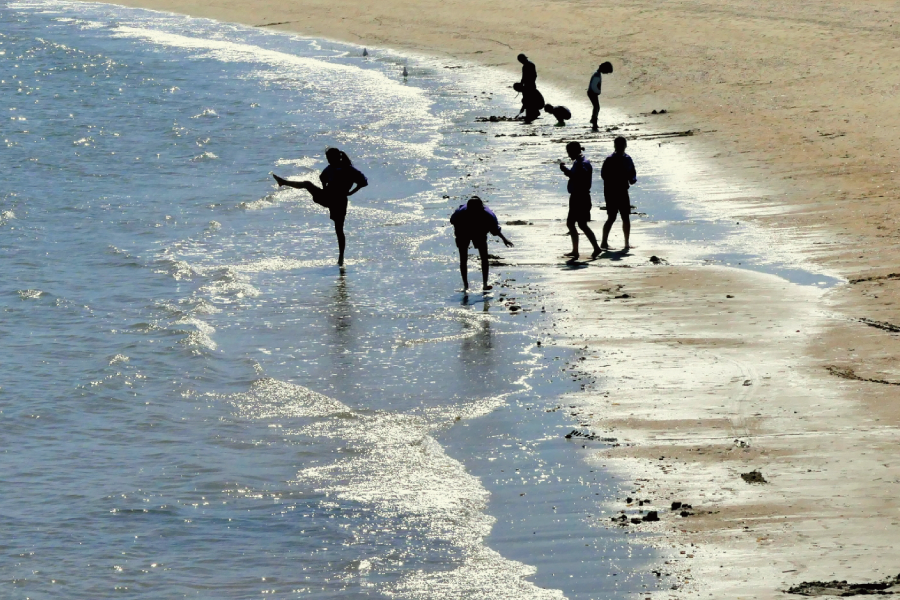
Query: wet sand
80,0,900,595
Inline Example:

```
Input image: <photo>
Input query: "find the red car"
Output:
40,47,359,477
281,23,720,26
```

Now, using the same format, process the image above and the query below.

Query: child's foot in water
482,285,493,292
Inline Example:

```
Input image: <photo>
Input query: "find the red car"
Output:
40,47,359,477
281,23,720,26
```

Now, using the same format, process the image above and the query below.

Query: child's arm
347,170,369,196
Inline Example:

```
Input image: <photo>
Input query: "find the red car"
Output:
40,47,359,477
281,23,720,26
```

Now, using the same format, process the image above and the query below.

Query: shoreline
70,1,900,596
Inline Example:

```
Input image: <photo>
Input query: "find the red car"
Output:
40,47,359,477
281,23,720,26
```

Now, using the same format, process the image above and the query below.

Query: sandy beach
79,0,900,595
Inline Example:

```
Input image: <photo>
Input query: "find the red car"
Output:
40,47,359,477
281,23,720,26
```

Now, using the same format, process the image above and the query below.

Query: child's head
466,196,485,210
544,103,554,112
566,141,584,159
614,136,627,153
325,148,352,167
599,61,613,74
517,53,528,64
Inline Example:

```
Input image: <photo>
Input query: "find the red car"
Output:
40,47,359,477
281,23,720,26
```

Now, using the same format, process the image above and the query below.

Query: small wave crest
108,354,129,365
156,258,199,281
274,157,318,169
191,151,218,162
199,266,260,301
238,195,277,211
178,329,217,351
172,316,217,350
191,108,218,118
189,298,221,315
17,289,45,300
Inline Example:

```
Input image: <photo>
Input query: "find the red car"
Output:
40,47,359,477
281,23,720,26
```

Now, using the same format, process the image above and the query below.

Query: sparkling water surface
0,2,661,598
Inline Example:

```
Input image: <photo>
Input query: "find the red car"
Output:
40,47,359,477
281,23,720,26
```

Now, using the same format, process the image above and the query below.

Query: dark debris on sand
741,470,768,484
475,115,523,122
849,272,900,284
826,365,900,386
859,317,900,333
786,574,900,596
564,429,617,442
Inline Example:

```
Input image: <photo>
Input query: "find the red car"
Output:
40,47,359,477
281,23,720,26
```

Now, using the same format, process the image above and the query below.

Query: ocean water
0,2,662,598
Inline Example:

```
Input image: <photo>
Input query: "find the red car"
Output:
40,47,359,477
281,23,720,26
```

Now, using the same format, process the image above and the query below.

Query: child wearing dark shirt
544,104,572,126
450,196,514,291
600,136,638,250
559,141,602,258
273,147,368,266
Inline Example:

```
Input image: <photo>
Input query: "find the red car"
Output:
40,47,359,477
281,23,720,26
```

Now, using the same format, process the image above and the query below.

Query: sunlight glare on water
0,1,660,598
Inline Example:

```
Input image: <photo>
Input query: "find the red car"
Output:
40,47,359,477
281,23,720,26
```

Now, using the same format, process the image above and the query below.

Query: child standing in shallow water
450,196,514,292
273,148,368,266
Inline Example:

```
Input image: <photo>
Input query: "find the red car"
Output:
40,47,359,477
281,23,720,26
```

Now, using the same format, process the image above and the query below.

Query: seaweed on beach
826,366,900,386
859,317,900,333
475,115,523,122
551,129,702,145
740,470,768,484
786,574,900,596
849,272,900,284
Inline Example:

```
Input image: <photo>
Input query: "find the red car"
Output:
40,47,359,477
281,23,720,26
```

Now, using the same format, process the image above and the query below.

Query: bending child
450,196,514,292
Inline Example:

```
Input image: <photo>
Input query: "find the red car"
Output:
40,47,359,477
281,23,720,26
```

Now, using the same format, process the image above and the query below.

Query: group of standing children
271,54,637,292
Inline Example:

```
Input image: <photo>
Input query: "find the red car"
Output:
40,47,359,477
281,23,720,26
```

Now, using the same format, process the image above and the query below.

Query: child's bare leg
334,219,346,266
566,216,579,257
478,245,491,290
601,212,617,249
274,174,308,189
579,221,601,256
458,245,469,290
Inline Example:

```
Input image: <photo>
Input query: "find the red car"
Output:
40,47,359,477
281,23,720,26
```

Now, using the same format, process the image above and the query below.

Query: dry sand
83,0,900,595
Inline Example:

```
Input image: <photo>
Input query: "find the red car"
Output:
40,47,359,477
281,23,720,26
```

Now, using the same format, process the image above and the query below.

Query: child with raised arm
560,141,602,259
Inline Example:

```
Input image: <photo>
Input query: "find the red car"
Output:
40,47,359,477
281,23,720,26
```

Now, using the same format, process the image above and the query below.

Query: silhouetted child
513,82,545,123
588,61,613,129
517,53,537,90
450,196,514,291
559,141,601,258
600,136,637,251
544,103,571,126
272,148,368,266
